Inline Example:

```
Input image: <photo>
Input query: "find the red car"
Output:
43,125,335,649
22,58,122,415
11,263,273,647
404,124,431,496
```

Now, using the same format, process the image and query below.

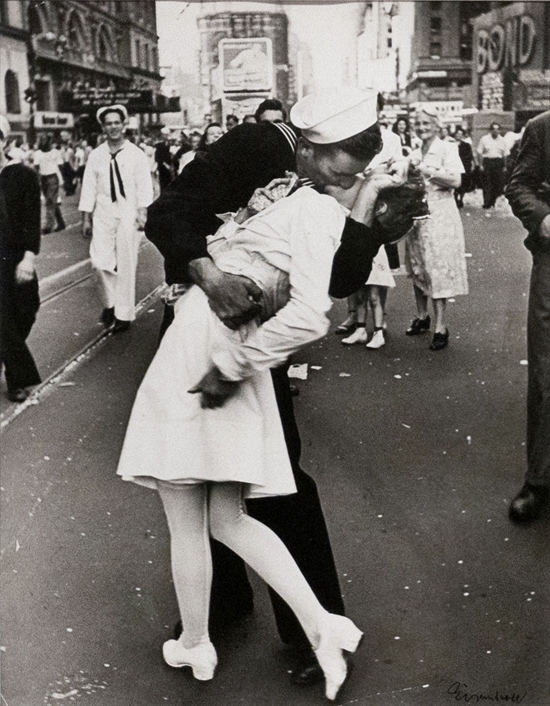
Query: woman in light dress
404,107,469,351
115,167,399,698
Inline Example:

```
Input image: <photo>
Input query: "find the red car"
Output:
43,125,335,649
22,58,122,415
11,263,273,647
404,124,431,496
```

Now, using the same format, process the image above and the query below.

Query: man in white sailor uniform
79,104,153,332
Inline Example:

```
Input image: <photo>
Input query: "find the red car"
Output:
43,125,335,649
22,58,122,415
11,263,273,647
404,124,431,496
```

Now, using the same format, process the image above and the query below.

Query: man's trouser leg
41,174,58,231
112,218,141,321
0,273,41,393
90,215,118,313
526,249,550,487
247,365,345,647
90,215,140,321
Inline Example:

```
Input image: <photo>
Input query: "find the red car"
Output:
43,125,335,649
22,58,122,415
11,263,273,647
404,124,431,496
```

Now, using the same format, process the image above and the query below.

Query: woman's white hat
290,87,378,145
96,104,129,125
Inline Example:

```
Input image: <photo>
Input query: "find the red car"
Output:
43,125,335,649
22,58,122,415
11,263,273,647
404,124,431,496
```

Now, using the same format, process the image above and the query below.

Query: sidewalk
1,198,549,706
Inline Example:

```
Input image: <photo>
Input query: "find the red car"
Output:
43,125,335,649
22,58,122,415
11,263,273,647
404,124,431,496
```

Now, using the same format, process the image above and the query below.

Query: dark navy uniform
145,121,382,646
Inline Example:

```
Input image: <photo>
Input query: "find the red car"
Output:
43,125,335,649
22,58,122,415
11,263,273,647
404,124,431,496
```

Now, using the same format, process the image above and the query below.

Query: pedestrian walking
477,122,509,211
0,124,42,402
117,89,402,698
32,133,66,234
78,104,153,333
154,127,174,191
454,127,475,209
404,106,468,351
505,110,550,523
144,87,407,684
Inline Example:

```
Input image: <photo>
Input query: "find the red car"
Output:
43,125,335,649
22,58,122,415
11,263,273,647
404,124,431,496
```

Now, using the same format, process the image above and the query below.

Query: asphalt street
1,192,549,706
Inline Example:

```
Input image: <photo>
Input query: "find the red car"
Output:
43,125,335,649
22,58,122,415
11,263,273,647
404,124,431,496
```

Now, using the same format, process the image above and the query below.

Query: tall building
406,1,492,120
1,0,164,138
198,1,290,121
471,2,550,126
357,1,398,94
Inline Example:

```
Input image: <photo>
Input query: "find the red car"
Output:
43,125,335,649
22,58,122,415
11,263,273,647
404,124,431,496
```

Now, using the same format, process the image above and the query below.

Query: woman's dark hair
309,122,382,163
198,122,222,152
392,117,411,147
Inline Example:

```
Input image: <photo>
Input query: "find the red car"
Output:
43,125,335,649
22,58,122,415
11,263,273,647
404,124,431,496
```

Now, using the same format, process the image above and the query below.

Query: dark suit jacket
145,121,383,298
505,111,550,253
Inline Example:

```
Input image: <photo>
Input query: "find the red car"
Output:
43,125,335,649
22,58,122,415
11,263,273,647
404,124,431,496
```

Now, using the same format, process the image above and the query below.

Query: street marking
0,284,164,431
40,258,91,287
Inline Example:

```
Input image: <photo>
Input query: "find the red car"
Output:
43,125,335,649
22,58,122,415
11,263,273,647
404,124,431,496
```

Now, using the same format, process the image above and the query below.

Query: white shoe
366,330,385,349
162,637,218,680
342,327,368,345
314,614,363,701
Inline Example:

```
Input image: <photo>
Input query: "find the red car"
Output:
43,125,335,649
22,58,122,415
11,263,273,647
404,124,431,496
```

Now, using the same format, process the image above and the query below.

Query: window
5,70,21,113
144,44,149,71
6,1,24,28
387,37,392,48
135,39,141,67
430,17,441,33
430,42,442,58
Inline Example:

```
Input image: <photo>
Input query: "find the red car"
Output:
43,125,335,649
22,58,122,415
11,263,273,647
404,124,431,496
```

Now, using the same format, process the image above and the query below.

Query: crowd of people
1,91,548,701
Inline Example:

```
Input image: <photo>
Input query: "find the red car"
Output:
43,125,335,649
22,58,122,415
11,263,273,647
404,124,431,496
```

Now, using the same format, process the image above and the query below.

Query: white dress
117,187,346,498
405,138,469,299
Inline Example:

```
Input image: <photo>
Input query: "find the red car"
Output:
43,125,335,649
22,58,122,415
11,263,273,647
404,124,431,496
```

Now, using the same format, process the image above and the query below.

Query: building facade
406,0,493,123
1,0,164,139
471,2,550,126
198,2,290,121
0,0,31,134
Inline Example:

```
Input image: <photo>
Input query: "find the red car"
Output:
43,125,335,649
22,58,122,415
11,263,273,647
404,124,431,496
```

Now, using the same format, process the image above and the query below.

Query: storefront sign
220,38,273,92
34,111,74,128
476,14,536,74
58,89,154,114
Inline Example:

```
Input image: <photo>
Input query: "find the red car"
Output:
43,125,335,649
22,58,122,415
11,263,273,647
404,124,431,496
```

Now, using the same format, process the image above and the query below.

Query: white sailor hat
160,126,171,135
290,87,378,145
96,104,128,125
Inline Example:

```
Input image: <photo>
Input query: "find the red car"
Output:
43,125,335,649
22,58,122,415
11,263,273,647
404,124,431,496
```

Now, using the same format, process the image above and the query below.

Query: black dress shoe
429,329,449,351
42,228,52,235
100,307,115,328
112,318,131,333
54,223,66,232
289,648,325,686
405,315,430,335
7,388,29,403
509,483,549,523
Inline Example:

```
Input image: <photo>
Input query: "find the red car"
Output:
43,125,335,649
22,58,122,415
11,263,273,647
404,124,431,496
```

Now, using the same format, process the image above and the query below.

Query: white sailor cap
290,87,378,145
160,126,171,135
96,104,129,125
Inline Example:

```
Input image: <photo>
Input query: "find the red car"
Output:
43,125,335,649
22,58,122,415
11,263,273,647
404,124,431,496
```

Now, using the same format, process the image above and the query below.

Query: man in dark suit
505,110,550,522
145,88,404,683
0,129,42,402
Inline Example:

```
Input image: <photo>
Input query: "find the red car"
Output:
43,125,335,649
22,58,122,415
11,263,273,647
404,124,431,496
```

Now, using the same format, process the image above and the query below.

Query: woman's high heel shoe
162,637,218,681
314,614,364,701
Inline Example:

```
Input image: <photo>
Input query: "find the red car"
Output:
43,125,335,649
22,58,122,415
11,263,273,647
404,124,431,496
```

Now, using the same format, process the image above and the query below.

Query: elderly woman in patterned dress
404,106,469,351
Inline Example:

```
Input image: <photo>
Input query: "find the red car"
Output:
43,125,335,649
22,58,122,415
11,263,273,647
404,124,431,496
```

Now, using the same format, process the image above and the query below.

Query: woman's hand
188,367,240,409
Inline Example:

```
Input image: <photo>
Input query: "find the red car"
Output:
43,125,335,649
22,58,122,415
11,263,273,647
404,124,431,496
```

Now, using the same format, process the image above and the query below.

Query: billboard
220,38,273,93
